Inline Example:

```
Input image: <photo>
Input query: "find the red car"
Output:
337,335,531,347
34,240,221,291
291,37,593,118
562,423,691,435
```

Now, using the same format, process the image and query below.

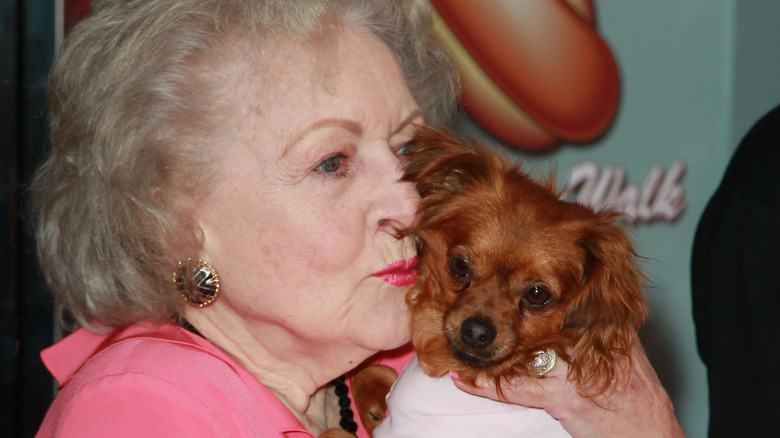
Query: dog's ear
564,213,649,394
403,126,503,199
402,126,509,236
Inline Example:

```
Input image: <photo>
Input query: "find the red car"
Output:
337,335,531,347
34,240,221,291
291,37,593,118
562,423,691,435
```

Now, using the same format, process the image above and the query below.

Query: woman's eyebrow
281,118,364,159
396,109,424,135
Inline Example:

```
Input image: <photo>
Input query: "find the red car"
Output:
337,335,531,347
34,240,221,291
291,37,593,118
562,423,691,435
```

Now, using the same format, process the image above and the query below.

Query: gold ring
528,349,557,377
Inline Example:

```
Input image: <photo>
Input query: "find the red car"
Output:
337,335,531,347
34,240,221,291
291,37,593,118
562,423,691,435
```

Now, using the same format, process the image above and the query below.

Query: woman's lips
373,256,418,286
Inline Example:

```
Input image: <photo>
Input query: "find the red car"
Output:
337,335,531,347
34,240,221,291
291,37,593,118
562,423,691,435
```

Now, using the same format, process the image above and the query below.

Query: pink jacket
36,321,412,437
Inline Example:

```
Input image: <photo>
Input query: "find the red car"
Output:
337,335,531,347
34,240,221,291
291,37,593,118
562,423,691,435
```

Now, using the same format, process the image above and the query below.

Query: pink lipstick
373,256,418,286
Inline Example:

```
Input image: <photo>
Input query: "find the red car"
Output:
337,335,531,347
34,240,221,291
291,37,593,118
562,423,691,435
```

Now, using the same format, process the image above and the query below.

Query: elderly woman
33,0,683,437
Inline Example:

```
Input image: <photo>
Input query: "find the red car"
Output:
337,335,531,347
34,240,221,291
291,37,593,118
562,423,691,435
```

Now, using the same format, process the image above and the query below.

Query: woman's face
196,28,422,364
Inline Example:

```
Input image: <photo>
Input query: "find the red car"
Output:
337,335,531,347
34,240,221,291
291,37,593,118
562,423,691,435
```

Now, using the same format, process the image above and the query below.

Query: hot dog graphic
430,0,620,150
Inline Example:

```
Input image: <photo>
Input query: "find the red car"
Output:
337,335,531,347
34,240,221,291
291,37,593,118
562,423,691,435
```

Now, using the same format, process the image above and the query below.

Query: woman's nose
371,155,420,232
377,180,420,231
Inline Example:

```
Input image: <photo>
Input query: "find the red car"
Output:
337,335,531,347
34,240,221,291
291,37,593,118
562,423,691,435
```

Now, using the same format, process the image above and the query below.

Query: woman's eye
396,141,414,156
315,153,345,173
523,285,552,307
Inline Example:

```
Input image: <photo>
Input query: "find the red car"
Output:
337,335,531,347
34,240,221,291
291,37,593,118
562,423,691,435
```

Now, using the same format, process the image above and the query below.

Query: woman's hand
451,341,685,438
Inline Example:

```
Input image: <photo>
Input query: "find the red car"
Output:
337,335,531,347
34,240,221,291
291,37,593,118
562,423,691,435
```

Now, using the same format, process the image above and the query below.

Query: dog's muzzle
460,317,496,349
448,317,502,367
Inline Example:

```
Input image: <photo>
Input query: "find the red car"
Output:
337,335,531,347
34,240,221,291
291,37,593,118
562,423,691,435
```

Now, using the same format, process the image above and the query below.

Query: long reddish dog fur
400,126,648,395
328,126,649,437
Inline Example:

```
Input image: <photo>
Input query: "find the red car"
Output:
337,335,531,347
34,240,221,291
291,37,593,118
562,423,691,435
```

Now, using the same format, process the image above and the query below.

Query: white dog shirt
373,355,572,438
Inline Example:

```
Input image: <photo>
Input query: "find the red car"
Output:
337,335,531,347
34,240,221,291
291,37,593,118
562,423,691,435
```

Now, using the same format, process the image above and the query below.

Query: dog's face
402,127,647,391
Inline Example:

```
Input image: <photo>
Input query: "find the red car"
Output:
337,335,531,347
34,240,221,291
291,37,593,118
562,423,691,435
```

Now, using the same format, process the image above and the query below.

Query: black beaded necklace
331,375,358,435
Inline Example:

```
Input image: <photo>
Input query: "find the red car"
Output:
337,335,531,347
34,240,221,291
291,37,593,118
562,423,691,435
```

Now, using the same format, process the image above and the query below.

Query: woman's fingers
451,341,686,437
451,358,567,410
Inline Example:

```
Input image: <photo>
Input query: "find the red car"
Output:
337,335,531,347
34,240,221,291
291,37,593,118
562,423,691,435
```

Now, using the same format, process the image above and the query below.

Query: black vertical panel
0,0,23,432
1,0,56,436
19,1,56,436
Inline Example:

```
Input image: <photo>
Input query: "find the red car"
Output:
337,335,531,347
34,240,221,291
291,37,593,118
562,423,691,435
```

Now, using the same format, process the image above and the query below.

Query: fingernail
449,370,460,381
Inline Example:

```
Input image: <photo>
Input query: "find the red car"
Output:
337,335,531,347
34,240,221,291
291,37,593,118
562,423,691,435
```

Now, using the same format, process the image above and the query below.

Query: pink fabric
36,321,413,438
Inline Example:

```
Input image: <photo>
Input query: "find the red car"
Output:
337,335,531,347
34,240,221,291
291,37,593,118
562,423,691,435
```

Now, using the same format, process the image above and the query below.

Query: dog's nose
460,317,496,350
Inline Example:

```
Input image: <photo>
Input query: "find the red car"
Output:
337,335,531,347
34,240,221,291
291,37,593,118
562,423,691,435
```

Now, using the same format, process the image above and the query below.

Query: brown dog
336,126,649,437
401,126,648,393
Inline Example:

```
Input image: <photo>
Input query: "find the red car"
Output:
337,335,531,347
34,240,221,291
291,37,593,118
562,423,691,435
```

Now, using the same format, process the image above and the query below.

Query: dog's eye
449,256,471,284
523,285,552,307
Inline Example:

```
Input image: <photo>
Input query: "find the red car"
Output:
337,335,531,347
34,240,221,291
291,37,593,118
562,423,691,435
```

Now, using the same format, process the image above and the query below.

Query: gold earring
173,258,220,308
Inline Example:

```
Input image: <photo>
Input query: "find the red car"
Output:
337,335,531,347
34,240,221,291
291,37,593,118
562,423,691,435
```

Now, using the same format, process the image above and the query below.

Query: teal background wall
454,2,780,437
